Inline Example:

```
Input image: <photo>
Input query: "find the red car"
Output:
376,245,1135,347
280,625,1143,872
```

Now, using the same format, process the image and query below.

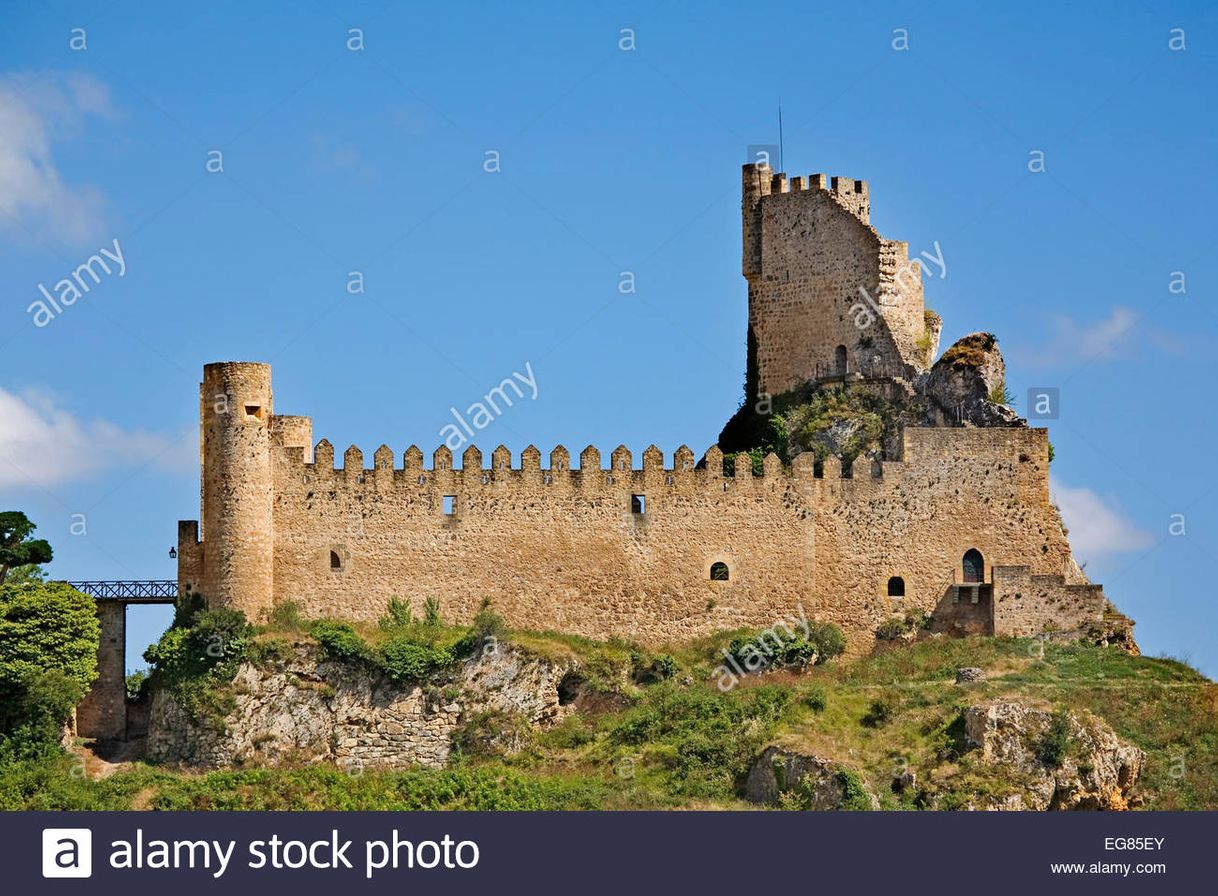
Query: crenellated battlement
269,425,1050,502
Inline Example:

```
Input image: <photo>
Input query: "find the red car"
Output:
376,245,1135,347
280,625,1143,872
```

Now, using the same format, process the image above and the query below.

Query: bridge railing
60,580,179,601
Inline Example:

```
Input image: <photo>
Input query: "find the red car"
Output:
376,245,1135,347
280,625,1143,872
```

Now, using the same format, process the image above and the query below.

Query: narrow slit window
631,494,646,514
442,495,456,516
329,550,342,571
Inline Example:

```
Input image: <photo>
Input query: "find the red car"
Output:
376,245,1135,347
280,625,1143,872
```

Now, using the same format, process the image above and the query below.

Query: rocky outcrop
961,701,1144,810
147,642,573,769
922,332,1023,427
744,746,879,810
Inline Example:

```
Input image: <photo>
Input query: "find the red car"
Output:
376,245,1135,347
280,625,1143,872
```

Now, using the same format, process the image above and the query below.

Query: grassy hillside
1,630,1214,811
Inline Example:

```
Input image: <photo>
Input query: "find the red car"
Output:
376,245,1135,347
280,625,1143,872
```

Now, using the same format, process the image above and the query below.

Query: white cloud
1018,306,1184,367
0,71,114,246
0,386,193,489
1051,475,1154,561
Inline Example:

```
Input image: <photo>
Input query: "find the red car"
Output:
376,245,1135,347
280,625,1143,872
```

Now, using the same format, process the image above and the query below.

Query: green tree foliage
0,512,53,585
0,581,99,757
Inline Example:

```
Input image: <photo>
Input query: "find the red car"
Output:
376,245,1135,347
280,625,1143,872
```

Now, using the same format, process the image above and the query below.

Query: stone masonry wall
809,427,1084,640
269,441,815,643
180,419,1092,650
76,600,126,740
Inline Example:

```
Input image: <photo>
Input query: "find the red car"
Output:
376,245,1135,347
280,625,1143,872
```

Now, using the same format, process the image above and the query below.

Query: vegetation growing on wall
719,382,921,464
142,600,252,726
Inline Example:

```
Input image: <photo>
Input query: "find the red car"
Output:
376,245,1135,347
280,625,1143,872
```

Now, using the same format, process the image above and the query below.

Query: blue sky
1,1,1216,675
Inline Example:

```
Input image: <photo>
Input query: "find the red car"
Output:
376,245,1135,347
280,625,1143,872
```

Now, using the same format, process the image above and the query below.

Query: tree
0,581,99,755
0,512,53,585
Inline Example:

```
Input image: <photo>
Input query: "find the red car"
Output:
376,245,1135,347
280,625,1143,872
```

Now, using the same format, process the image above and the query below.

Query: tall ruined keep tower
742,163,933,396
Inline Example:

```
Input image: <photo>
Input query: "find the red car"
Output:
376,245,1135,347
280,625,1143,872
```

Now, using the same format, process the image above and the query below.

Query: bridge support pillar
76,601,127,740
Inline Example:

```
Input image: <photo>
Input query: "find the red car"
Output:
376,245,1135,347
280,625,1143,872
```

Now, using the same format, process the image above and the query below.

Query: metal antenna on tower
778,102,784,171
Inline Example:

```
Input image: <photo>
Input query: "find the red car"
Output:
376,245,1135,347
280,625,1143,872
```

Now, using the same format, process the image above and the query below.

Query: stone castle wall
178,385,1091,648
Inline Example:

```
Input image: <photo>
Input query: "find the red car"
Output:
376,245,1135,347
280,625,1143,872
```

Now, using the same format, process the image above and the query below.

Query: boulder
961,701,1144,810
744,746,878,809
955,667,986,683
922,332,1023,427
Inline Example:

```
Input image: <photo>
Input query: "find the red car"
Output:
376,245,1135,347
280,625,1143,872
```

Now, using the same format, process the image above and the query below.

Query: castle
175,163,1134,651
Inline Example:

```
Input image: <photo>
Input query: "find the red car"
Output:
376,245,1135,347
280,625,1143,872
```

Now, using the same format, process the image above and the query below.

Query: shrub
378,597,414,632
450,709,529,759
862,697,895,728
309,621,370,664
803,687,827,713
380,639,453,683
836,769,873,810
422,597,442,628
125,670,148,701
806,622,846,663
631,651,678,685
1036,709,1072,767
142,606,252,726
470,598,506,644
266,601,306,632
987,380,1015,406
875,617,908,641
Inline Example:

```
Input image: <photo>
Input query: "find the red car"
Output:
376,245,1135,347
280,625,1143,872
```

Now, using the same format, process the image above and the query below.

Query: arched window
962,549,984,584
887,576,905,598
329,550,342,571
834,344,848,375
710,562,730,581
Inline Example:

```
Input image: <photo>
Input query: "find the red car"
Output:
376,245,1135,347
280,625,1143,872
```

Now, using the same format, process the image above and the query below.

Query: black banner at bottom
9,810,1211,894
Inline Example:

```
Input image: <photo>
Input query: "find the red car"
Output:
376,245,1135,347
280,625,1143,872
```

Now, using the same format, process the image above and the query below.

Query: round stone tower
201,361,274,619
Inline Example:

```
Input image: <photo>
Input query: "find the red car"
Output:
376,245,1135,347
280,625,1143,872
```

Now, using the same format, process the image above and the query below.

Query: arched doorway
962,548,984,584
834,344,848,375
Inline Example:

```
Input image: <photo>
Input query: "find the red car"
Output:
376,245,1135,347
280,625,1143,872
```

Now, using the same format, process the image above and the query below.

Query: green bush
723,621,845,674
806,622,846,663
380,638,453,683
631,650,678,685
470,598,506,645
422,597,442,628
378,597,414,632
125,670,148,701
862,697,894,728
803,687,827,713
836,769,873,810
1036,709,1072,767
309,620,370,663
144,607,251,685
266,601,306,632
875,617,908,641
142,606,252,726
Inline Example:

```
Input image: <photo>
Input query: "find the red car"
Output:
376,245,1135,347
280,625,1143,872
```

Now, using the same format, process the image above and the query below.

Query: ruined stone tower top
741,162,931,396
